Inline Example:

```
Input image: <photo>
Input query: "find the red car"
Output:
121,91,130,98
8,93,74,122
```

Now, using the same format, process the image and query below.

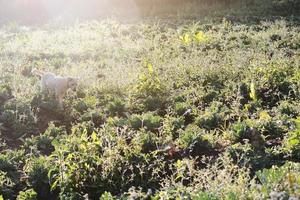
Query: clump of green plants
230,121,249,142
79,109,105,127
131,130,158,153
24,157,54,200
129,112,162,132
256,162,300,199
283,117,300,158
0,171,15,199
253,64,295,107
0,99,37,139
0,84,13,106
129,62,168,112
177,124,213,156
0,150,25,199
195,101,228,130
73,95,98,113
106,98,126,116
277,100,300,117
24,123,66,155
16,189,37,200
162,115,185,139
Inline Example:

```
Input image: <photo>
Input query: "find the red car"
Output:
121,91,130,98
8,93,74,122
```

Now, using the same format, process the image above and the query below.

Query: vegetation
0,0,300,199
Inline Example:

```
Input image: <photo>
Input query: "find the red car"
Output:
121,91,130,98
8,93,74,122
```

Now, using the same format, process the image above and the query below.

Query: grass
1,0,300,199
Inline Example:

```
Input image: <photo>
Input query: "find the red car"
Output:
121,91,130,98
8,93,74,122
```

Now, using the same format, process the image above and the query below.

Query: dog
31,68,78,108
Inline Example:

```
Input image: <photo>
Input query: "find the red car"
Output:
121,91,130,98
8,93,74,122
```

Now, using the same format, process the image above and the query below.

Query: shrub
47,131,104,198
107,116,128,127
72,121,97,135
31,94,61,113
160,154,256,200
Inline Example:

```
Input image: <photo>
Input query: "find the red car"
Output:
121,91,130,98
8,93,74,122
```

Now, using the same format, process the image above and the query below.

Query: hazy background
0,0,259,24
0,0,299,25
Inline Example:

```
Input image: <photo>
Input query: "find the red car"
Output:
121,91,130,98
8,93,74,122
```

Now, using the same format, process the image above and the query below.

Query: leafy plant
256,162,300,199
24,157,53,199
129,112,162,132
16,189,37,200
283,117,300,158
129,62,168,112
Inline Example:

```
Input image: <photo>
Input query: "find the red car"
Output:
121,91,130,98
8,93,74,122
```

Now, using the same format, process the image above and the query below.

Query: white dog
32,68,78,108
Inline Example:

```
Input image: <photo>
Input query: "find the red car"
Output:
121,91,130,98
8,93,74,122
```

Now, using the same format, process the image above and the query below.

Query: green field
1,1,300,199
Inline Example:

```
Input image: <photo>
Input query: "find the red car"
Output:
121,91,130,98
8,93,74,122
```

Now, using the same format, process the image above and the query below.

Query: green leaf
50,178,59,191
293,117,300,130
289,138,299,146
100,192,114,200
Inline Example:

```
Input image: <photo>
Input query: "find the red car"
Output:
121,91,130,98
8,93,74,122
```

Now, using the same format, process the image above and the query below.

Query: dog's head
67,77,79,91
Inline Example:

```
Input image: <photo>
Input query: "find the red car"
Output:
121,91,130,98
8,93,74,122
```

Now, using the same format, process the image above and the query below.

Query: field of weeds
0,0,300,199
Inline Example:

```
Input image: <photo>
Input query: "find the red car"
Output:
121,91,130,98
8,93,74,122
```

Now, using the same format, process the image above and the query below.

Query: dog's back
32,68,57,92
44,74,68,93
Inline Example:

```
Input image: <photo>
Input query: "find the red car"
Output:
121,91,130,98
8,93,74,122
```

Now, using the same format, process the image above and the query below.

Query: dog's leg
57,96,64,109
41,82,48,95
55,89,65,109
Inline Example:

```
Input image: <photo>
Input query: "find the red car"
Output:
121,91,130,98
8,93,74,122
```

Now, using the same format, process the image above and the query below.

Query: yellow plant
180,33,192,45
195,31,209,43
259,110,271,121
249,81,257,102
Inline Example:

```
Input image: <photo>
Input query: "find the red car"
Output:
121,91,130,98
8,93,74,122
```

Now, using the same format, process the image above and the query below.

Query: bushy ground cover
0,1,300,199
